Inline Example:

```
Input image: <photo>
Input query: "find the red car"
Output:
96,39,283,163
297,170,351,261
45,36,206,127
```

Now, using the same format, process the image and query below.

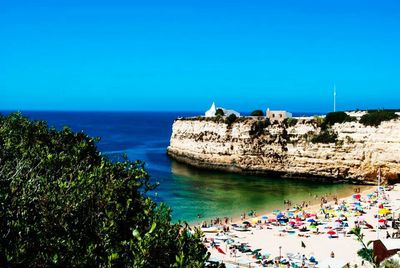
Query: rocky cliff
167,116,400,184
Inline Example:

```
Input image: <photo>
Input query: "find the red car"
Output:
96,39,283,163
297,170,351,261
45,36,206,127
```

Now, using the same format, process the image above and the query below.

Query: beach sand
202,184,400,267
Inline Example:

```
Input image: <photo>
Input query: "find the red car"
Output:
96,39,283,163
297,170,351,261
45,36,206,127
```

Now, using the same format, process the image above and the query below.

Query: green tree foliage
250,110,264,116
321,112,354,129
249,119,270,137
311,129,338,144
215,109,224,117
0,113,208,267
225,114,237,125
360,110,399,127
284,118,298,127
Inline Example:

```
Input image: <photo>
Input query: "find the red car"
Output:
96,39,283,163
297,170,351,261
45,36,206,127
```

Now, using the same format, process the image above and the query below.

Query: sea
1,111,367,224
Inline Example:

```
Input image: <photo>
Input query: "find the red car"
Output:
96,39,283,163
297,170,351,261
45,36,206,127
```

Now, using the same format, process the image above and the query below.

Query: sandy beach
201,184,400,267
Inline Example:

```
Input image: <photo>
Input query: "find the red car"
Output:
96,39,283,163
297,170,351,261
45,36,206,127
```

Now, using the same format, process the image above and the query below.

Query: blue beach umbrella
307,219,316,223
261,215,268,220
273,209,281,215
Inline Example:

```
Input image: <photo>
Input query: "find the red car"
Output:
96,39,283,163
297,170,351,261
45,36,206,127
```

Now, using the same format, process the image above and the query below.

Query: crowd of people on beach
201,185,400,268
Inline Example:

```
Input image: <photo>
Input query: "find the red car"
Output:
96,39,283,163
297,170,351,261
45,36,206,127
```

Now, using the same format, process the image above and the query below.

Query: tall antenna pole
333,84,336,112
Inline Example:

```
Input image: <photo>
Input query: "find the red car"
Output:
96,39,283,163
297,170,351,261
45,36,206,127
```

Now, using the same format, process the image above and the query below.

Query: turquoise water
165,161,367,223
4,111,367,223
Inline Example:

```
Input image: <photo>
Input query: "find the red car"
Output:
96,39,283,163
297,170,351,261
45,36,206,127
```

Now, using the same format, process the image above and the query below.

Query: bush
249,119,270,137
250,110,264,116
313,116,325,127
0,113,208,267
311,129,338,143
321,112,354,129
284,117,298,127
225,113,237,125
360,110,399,127
215,108,224,117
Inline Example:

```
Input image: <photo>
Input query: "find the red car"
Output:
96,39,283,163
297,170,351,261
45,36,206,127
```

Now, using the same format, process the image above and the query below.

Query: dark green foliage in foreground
321,111,355,129
359,110,399,127
311,129,338,144
225,113,237,125
0,113,208,267
215,109,224,117
250,110,264,116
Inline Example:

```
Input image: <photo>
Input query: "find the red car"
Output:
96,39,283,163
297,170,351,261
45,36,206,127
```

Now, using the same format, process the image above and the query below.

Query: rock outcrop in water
167,115,400,184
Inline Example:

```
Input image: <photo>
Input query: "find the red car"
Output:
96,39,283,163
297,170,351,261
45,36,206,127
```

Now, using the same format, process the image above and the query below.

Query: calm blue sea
1,111,362,223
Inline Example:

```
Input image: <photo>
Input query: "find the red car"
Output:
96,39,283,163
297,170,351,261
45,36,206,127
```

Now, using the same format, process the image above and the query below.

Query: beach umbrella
307,219,316,223
215,245,226,255
273,209,281,215
378,219,386,223
289,221,296,225
251,218,259,224
327,230,336,236
243,221,251,225
261,215,268,220
277,214,285,219
309,225,317,229
379,208,390,215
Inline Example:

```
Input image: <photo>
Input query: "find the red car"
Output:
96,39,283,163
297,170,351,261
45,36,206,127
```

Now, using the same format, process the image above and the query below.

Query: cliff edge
167,114,400,184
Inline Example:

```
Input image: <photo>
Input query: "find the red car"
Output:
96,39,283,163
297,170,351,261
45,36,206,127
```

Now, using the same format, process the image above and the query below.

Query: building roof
380,239,400,251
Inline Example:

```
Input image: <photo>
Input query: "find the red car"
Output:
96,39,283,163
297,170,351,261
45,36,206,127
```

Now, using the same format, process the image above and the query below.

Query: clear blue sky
1,0,399,112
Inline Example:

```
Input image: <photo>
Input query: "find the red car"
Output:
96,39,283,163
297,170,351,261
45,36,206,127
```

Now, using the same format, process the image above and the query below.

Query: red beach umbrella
378,219,385,223
289,221,296,225
327,230,336,235
215,245,226,255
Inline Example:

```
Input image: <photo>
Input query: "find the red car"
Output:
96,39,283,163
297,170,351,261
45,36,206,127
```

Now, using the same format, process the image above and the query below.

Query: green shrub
359,110,399,127
249,119,270,137
250,110,264,116
321,111,355,129
284,117,298,127
311,129,338,143
313,116,325,127
0,113,208,267
215,108,224,116
225,113,237,125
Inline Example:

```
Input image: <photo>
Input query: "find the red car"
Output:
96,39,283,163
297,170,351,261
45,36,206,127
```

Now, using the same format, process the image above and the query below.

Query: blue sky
1,0,400,112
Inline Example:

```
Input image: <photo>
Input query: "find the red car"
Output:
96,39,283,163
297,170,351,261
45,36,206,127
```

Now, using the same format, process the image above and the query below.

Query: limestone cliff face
167,117,400,184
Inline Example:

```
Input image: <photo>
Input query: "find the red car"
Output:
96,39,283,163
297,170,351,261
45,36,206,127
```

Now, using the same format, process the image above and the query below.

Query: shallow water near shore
4,111,370,223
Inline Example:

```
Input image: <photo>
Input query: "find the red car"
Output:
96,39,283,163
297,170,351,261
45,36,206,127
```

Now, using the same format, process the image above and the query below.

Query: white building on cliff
205,102,240,117
266,108,292,122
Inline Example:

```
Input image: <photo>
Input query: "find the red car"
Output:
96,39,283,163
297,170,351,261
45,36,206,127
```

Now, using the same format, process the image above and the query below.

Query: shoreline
190,184,374,227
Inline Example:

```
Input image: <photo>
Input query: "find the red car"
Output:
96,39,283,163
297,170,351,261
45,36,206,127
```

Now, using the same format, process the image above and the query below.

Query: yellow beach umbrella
378,208,391,215
251,217,259,224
